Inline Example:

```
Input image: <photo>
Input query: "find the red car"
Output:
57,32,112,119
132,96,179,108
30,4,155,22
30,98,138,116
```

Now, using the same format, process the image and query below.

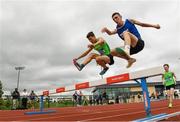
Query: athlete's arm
162,74,165,85
172,72,177,84
87,38,105,49
94,37,105,46
101,27,117,35
76,48,93,60
129,19,160,29
172,72,177,80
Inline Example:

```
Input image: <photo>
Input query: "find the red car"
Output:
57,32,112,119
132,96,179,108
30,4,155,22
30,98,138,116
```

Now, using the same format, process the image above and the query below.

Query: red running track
0,99,179,121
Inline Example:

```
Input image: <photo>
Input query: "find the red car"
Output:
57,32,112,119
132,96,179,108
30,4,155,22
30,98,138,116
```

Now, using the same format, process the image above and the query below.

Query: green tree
0,80,4,98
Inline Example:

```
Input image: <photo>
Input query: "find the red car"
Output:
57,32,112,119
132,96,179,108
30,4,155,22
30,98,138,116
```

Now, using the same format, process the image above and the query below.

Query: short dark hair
112,12,122,18
86,31,95,38
163,64,169,67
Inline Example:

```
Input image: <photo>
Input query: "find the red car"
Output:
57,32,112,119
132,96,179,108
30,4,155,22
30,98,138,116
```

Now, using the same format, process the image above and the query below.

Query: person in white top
21,89,28,109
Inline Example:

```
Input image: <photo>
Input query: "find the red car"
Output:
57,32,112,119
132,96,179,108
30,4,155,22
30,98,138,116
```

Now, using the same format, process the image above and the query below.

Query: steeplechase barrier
25,66,172,121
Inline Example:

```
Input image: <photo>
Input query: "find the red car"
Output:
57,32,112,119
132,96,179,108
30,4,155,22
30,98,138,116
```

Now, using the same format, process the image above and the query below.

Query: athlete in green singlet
162,64,177,108
73,31,114,75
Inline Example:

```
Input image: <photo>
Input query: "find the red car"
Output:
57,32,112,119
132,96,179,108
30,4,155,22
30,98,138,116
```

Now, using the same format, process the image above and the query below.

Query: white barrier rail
42,66,164,95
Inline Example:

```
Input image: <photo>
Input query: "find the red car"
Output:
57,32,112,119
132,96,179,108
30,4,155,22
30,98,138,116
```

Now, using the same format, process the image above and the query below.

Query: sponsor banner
106,73,130,84
43,90,49,96
75,82,89,90
56,87,65,93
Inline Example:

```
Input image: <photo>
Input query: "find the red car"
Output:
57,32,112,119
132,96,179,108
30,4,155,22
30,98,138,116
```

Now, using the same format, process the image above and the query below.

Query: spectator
137,93,142,102
78,91,83,106
102,90,107,104
29,90,37,109
155,91,160,99
115,96,119,103
122,94,126,103
93,95,97,105
127,93,130,103
174,91,179,99
151,92,155,99
106,94,109,104
89,95,93,106
132,95,135,103
99,94,103,105
82,95,88,106
73,91,78,106
21,89,28,109
11,88,20,110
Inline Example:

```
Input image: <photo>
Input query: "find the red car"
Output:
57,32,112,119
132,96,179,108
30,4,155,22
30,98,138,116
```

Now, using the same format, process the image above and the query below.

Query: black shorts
166,84,175,90
130,39,145,55
107,54,114,65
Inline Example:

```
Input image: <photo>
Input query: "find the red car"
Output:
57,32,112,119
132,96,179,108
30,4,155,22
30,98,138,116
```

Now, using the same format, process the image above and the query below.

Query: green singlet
163,71,175,86
94,42,111,55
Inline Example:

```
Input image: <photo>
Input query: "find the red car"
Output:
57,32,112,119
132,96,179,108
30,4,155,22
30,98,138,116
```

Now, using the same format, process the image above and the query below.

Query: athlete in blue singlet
102,12,160,68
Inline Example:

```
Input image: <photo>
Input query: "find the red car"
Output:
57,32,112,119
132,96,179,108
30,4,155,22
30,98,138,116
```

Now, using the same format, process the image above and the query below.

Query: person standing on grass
73,91,78,106
11,88,20,110
21,89,28,109
162,64,177,108
29,90,37,109
78,91,83,106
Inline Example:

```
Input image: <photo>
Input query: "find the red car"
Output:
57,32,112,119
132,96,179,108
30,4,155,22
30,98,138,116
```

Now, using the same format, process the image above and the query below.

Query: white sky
0,0,180,95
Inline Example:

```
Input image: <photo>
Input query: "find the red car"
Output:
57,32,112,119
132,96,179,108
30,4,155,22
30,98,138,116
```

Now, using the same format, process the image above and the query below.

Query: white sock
124,45,130,55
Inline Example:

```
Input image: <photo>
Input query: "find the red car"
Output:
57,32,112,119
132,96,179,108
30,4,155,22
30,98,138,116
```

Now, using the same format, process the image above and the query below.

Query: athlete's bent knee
96,57,104,64
89,53,98,59
123,31,130,37
111,49,116,56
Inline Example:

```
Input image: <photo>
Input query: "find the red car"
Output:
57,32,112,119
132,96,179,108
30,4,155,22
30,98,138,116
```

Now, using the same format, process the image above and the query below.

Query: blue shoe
99,67,109,75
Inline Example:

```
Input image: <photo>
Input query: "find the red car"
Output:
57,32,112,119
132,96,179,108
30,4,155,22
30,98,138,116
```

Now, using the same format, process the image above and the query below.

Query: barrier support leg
140,78,152,117
40,95,44,112
24,95,56,115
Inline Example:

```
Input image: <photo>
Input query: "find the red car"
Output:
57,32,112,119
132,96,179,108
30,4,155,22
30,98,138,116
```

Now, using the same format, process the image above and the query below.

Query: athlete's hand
155,24,160,29
101,27,108,33
162,81,165,85
73,58,78,61
88,44,94,48
174,81,177,85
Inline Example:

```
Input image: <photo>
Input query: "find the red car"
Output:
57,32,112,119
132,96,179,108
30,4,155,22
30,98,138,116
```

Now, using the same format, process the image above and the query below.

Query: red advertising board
43,90,49,96
75,82,89,90
56,87,65,93
106,73,130,84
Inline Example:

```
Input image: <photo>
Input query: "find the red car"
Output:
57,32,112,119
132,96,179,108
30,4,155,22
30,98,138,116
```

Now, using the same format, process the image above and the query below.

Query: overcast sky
0,0,180,95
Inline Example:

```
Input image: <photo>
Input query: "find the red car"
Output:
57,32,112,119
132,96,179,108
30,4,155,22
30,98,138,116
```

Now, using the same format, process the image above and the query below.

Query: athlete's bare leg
123,31,138,55
74,53,99,71
96,55,110,68
111,48,136,68
169,88,174,107
82,53,99,65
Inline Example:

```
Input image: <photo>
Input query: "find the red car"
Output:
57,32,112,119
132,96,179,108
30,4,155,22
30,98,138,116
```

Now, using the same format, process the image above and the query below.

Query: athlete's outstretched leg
78,53,99,71
123,31,138,55
111,48,136,68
